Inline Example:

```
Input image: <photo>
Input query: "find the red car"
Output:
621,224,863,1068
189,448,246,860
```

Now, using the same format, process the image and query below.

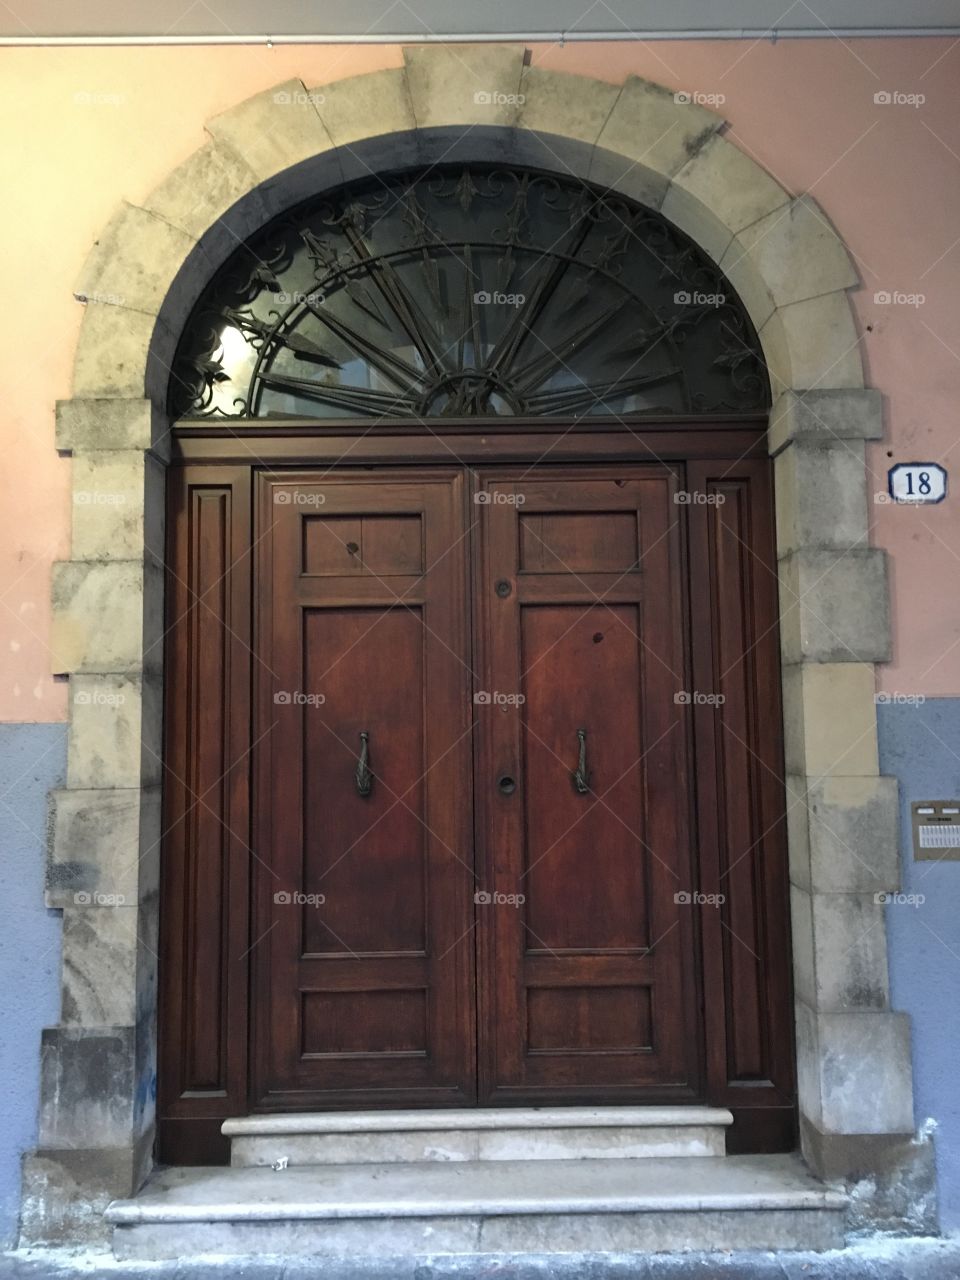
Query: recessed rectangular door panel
474,467,701,1105
253,472,476,1109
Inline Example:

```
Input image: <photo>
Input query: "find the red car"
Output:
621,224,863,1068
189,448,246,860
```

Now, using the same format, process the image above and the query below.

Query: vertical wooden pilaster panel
687,457,796,1152
158,466,251,1164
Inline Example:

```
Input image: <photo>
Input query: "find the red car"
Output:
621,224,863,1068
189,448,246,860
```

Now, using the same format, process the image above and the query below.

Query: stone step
106,1154,846,1259
223,1105,734,1166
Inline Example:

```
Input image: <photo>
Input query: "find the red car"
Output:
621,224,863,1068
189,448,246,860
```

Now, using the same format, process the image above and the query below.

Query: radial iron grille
169,165,770,421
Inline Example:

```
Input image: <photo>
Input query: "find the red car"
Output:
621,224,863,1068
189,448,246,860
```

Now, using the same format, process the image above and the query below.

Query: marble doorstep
224,1105,734,1165
106,1154,847,1259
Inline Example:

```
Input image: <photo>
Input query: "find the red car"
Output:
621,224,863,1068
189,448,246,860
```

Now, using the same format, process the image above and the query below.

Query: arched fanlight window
169,165,769,421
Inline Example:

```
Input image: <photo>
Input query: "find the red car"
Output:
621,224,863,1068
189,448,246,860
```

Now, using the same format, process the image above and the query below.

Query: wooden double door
258,464,696,1110
159,443,796,1162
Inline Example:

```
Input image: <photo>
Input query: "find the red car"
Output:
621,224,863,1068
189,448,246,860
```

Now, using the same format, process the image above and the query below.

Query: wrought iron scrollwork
169,165,769,422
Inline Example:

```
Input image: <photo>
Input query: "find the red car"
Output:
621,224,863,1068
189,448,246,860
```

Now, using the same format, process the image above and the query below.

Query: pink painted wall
1,38,957,721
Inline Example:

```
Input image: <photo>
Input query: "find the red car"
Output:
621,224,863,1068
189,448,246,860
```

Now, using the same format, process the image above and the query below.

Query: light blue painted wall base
878,697,960,1233
0,725,66,1248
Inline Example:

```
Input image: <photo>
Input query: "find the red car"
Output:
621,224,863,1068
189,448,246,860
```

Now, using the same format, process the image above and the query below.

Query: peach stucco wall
1,39,957,721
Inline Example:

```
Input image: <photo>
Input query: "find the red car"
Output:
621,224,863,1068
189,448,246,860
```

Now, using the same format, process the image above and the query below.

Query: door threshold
223,1104,734,1134
222,1105,734,1166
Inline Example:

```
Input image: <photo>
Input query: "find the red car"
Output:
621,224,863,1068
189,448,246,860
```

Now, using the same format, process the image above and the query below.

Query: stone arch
28,45,917,1244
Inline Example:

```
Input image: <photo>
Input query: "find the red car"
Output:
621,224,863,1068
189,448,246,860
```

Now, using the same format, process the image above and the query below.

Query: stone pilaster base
800,1115,939,1236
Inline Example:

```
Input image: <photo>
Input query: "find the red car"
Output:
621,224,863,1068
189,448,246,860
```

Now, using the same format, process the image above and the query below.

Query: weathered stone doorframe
22,46,928,1244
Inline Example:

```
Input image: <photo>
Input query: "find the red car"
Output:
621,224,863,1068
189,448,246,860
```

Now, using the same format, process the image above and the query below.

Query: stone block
782,662,879,778
796,1002,915,1135
70,451,164,562
807,774,900,894
592,75,723,210
206,79,339,185
720,196,858,326
662,133,790,265
404,44,525,129
768,387,883,454
778,548,891,664
55,398,158,453
774,440,869,555
142,140,266,242
797,890,891,1011
51,558,162,675
46,785,161,908
74,202,197,317
313,67,415,147
67,674,162,790
37,1025,138,1150
60,903,143,1026
760,292,864,397
72,306,167,402
517,67,619,150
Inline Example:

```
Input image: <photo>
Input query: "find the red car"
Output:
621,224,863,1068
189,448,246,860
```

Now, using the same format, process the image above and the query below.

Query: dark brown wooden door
158,435,796,1159
252,470,476,1109
472,467,700,1104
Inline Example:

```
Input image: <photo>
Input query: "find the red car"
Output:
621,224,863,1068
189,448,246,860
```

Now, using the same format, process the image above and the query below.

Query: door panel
252,471,476,1109
473,467,701,1104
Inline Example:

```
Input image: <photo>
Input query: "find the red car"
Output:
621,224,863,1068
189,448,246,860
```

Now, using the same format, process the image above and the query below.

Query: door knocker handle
572,728,590,795
355,730,373,797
